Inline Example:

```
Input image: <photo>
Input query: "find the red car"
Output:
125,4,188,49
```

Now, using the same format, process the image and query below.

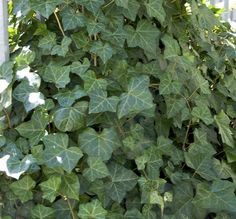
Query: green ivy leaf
75,0,104,14
53,85,87,107
193,180,236,212
53,101,88,132
83,157,110,182
38,32,57,51
79,128,120,161
115,0,128,8
71,58,90,76
59,173,80,200
165,96,186,118
29,0,64,18
60,7,85,31
122,0,140,21
192,105,214,125
42,133,83,172
159,73,182,95
125,20,160,57
42,65,71,88
40,176,61,202
51,36,72,57
0,61,14,94
106,162,138,203
89,89,119,113
90,41,113,64
80,70,108,93
78,199,107,219
161,34,181,59
86,18,105,36
16,110,49,146
214,110,234,147
31,205,55,219
10,176,36,203
145,0,166,24
117,76,154,118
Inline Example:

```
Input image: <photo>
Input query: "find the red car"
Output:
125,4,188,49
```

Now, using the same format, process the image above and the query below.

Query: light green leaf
71,58,90,76
117,76,154,118
42,133,83,172
60,7,85,30
90,41,113,64
10,176,36,203
38,32,57,51
135,146,163,180
29,0,64,18
192,105,214,125
159,73,182,95
53,101,88,132
125,20,160,56
78,199,107,219
51,36,72,57
79,128,120,161
214,110,234,147
59,173,80,200
83,157,109,182
31,205,55,219
89,89,119,113
53,85,87,107
40,176,61,202
80,70,107,93
16,110,49,146
145,0,166,24
193,180,236,212
106,162,138,203
42,65,70,88
75,0,104,14
161,34,181,59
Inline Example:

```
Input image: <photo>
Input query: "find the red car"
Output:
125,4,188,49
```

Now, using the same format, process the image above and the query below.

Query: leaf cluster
1,0,236,218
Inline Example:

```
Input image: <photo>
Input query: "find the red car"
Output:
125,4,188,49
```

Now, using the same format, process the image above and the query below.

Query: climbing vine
0,0,236,218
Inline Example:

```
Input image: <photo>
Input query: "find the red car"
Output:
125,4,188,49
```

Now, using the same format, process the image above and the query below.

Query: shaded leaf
106,162,138,203
79,128,120,161
10,176,36,203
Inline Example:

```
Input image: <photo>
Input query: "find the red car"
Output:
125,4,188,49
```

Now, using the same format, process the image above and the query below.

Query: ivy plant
1,0,236,218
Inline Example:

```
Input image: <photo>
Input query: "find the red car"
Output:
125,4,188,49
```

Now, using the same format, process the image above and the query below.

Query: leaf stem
93,34,97,66
67,199,76,219
3,108,11,128
54,11,65,37
102,0,115,9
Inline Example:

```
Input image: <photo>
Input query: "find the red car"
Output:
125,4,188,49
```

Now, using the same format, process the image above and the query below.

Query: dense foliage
0,0,236,218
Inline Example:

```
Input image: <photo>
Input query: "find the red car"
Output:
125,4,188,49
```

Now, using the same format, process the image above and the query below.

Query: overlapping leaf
42,133,83,172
